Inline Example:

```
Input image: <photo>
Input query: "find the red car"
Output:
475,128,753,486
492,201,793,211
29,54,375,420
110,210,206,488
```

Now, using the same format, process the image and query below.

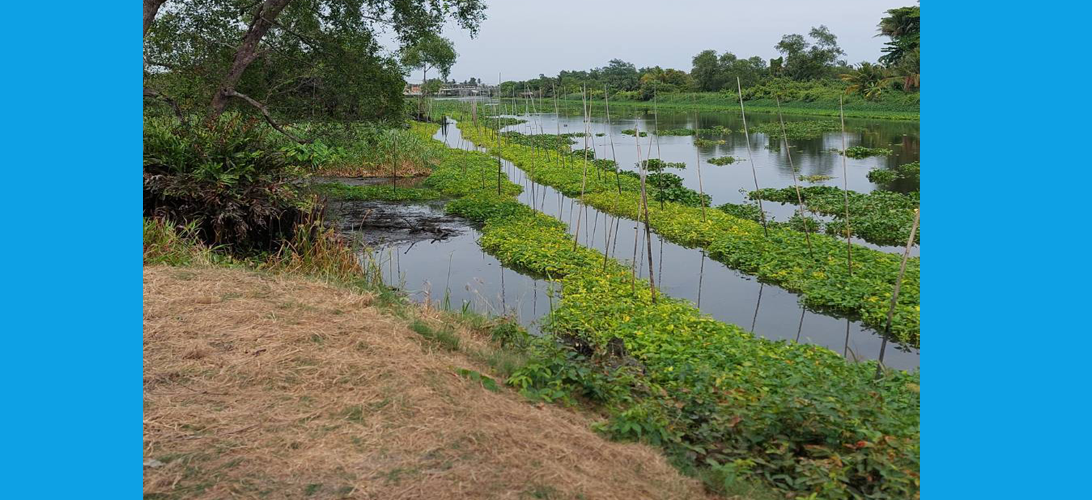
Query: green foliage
752,119,840,140
693,138,726,147
751,186,920,247
716,203,765,223
438,179,919,499
868,162,919,189
707,156,738,166
455,117,919,345
844,146,893,159
309,182,443,202
620,128,647,137
143,114,305,253
143,218,213,266
653,128,696,136
409,319,461,351
801,174,833,183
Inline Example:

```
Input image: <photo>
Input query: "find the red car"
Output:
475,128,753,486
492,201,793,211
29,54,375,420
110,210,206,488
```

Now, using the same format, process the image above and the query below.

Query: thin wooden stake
604,86,622,194
572,84,591,251
875,208,920,379
736,77,769,236
775,96,814,257
634,121,657,302
839,95,854,275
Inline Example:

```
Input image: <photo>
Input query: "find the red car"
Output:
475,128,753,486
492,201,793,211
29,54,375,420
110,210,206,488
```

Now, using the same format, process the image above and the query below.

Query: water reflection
435,117,919,371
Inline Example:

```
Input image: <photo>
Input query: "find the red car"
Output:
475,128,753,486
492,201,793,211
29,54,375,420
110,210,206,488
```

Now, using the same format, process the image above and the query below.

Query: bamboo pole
604,86,622,194
874,208,920,378
689,86,707,221
634,121,657,302
839,95,854,275
572,85,591,251
735,77,769,236
775,96,814,257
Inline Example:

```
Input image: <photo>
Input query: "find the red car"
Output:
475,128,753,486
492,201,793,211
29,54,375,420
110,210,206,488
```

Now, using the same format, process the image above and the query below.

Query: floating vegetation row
693,138,726,147
620,128,647,137
751,185,920,247
443,191,919,500
707,156,738,166
751,119,840,140
844,146,894,158
454,118,920,345
868,161,920,188
801,174,834,183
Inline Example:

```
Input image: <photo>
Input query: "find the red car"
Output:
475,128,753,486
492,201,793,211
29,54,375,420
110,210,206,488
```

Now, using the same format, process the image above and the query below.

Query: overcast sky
389,0,913,83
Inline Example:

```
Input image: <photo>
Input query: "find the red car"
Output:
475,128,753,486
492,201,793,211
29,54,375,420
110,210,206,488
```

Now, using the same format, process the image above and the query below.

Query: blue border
4,1,1087,498
926,2,1087,499
4,2,137,497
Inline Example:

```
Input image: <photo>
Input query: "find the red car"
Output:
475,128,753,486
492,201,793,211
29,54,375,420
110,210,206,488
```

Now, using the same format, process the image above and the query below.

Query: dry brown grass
144,266,711,500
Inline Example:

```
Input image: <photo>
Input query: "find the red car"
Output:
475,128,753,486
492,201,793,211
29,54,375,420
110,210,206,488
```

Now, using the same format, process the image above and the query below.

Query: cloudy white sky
393,0,913,83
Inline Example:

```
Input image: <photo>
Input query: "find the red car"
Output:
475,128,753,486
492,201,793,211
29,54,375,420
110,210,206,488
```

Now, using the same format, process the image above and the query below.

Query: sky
388,0,912,83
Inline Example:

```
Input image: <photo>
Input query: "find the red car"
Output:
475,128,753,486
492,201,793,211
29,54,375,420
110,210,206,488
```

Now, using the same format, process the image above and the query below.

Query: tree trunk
143,0,167,37
209,0,294,119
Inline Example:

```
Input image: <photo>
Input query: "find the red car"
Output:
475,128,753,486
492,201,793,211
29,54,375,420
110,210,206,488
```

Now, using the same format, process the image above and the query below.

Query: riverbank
143,265,714,499
510,91,919,121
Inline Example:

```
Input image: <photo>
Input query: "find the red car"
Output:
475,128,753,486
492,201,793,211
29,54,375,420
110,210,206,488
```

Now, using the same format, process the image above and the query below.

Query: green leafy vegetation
620,129,648,137
844,146,893,159
455,117,919,345
751,119,840,140
441,187,919,500
653,128,696,136
869,162,920,189
310,182,444,202
801,174,834,183
751,186,920,247
693,138,726,147
707,156,738,166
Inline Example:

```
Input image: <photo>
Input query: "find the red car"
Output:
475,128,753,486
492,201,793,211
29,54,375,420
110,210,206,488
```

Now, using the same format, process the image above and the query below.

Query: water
497,101,920,255
329,113,919,371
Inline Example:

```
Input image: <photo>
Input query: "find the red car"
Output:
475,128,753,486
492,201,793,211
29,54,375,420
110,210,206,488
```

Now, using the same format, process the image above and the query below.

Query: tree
840,62,888,99
775,25,845,81
691,50,724,91
599,59,639,92
878,6,920,66
400,33,457,117
144,0,486,134
400,34,457,91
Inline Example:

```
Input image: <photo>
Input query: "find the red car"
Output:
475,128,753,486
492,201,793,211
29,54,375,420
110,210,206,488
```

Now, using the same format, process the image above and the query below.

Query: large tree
775,25,845,81
143,0,486,134
400,33,457,117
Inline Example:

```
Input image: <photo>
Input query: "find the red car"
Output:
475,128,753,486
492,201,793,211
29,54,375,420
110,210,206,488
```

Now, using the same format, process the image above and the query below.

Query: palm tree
840,62,888,99
881,48,920,92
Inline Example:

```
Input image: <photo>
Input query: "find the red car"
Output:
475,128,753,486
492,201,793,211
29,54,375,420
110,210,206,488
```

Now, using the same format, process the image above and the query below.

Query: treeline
496,6,919,103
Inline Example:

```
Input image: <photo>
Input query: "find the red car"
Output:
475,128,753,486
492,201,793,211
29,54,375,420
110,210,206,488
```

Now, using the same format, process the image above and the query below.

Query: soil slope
143,266,710,499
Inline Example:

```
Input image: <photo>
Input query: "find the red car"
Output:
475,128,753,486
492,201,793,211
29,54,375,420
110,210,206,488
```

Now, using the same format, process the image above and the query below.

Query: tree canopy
143,0,485,130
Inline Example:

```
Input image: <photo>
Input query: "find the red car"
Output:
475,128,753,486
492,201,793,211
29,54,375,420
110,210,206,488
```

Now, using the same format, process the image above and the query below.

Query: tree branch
143,0,168,37
143,86,187,125
223,90,310,144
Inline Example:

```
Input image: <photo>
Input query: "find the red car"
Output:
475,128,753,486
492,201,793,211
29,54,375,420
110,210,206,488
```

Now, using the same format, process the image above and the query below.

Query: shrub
143,114,306,253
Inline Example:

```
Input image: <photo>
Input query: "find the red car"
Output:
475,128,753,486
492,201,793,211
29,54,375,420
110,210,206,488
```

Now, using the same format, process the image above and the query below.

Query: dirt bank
143,266,710,499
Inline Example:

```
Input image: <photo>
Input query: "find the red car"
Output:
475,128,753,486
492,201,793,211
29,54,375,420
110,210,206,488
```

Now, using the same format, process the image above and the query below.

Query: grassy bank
149,118,918,498
505,89,918,121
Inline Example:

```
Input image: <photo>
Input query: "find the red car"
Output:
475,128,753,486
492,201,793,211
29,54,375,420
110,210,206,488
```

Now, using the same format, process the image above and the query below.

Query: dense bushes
143,114,308,253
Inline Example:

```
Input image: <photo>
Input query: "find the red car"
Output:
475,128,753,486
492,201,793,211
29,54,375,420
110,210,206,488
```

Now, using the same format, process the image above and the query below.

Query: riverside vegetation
149,114,919,498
